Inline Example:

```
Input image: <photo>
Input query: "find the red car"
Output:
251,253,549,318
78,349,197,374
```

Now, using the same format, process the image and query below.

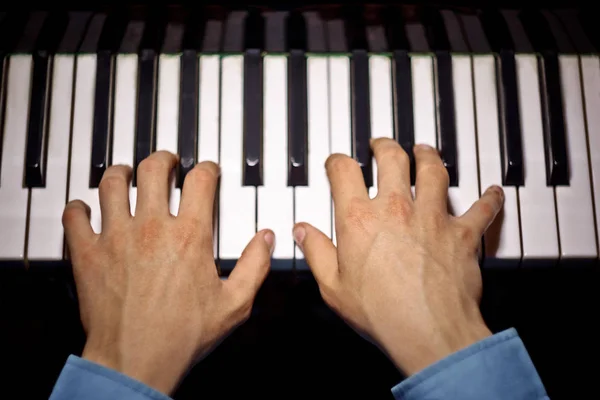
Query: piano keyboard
0,7,599,271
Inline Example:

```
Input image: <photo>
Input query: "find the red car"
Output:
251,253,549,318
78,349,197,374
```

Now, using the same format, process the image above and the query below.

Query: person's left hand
62,151,275,395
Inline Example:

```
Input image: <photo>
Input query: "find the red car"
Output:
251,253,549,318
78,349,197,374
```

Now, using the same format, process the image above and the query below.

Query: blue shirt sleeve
391,328,549,400
49,355,172,400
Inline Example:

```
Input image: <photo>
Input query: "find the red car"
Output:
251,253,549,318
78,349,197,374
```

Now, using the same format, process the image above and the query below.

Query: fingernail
293,226,306,247
264,231,275,256
415,144,434,151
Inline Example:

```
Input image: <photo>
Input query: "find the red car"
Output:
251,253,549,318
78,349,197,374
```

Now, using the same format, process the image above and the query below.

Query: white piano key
111,54,138,216
219,55,256,262
155,55,180,216
257,56,294,266
411,55,437,148
198,55,220,164
515,55,559,264
368,55,394,199
68,55,102,233
198,55,221,259
329,56,352,247
448,55,479,217
295,56,331,267
581,55,600,257
0,56,31,260
472,55,521,265
555,56,597,260
28,55,75,260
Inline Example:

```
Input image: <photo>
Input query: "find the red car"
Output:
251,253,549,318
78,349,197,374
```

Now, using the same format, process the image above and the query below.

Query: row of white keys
580,55,600,257
28,55,74,260
257,55,294,268
473,55,521,266
155,54,180,216
219,55,255,266
328,56,352,247
69,54,102,233
198,55,221,259
368,55,394,199
555,56,596,261
516,55,559,265
0,56,32,260
111,54,137,216
294,56,331,269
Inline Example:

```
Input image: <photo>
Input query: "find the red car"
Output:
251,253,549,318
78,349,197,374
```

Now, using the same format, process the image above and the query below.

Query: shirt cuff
391,328,549,400
49,355,172,400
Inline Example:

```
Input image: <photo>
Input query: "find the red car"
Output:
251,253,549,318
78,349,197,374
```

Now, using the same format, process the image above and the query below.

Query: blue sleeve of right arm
391,328,549,400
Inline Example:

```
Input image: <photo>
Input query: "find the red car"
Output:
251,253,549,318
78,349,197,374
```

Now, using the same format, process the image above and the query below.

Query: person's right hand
293,138,503,376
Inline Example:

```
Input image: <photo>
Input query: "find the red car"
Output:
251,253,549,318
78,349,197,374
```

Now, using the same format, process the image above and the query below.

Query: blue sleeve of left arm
49,355,172,400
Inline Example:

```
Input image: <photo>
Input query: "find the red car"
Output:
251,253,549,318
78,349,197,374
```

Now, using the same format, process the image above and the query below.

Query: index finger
325,154,369,211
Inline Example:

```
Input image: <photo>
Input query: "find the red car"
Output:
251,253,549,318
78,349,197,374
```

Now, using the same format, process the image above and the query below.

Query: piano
0,4,597,399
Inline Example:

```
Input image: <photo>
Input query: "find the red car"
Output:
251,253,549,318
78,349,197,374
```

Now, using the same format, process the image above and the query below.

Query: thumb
293,223,338,287
225,229,274,303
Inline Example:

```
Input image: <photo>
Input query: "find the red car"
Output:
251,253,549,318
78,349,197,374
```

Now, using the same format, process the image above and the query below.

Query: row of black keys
0,7,591,190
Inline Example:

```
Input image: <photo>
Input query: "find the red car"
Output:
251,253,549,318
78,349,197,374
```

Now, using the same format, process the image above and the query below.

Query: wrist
82,340,190,395
382,319,492,376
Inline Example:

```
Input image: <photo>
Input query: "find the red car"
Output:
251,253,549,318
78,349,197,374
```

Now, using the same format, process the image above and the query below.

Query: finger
135,151,178,216
370,137,411,197
460,185,504,236
178,162,219,226
62,200,96,252
99,165,132,227
325,154,369,211
414,144,449,208
293,223,338,288
225,230,275,304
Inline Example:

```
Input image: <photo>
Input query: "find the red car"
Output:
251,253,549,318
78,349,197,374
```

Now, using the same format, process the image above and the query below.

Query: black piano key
384,6,410,51
25,13,69,188
133,11,164,186
433,51,458,186
287,12,308,187
89,52,113,188
345,8,372,187
288,49,308,186
539,53,569,186
57,12,92,53
497,50,524,186
88,13,127,187
421,8,458,186
479,9,524,186
519,10,569,186
133,50,159,187
351,50,372,188
177,50,198,188
25,54,51,187
392,50,416,186
242,10,264,186
243,50,263,186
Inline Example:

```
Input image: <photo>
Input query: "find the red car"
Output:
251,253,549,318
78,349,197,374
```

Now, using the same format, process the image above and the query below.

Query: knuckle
344,197,377,231
419,164,449,185
478,201,496,220
456,223,477,244
384,192,412,220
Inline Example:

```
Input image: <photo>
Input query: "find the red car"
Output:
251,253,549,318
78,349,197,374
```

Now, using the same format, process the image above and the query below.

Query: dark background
1,265,598,399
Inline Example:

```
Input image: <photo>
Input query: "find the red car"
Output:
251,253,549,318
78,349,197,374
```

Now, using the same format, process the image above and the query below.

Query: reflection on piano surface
0,5,598,399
